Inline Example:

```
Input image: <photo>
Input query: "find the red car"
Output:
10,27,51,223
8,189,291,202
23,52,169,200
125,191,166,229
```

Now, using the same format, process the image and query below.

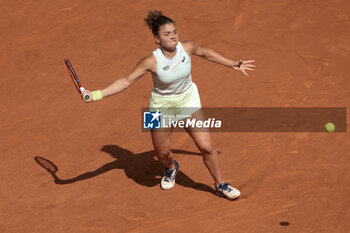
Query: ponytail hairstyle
144,10,175,36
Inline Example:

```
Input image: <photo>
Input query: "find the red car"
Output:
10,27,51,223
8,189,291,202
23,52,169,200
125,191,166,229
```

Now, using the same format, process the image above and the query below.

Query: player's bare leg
151,128,174,169
184,127,222,185
185,110,240,200
151,128,179,190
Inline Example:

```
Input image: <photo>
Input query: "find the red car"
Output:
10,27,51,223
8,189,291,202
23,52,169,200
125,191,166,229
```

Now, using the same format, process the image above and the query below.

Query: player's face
155,23,178,51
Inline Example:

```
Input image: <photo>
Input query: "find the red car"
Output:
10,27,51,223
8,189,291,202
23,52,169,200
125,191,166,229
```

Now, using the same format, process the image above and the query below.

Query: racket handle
83,93,91,101
80,87,91,101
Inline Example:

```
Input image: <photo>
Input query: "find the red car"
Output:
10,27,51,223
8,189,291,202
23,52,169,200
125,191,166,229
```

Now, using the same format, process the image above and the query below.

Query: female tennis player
82,10,255,200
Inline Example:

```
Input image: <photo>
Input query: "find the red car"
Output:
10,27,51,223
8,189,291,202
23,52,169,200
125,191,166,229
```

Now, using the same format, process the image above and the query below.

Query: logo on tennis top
143,110,161,129
182,56,185,62
162,65,170,71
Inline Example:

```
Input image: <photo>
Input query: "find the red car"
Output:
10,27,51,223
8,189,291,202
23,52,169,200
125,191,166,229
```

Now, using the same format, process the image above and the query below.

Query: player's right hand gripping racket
64,58,91,101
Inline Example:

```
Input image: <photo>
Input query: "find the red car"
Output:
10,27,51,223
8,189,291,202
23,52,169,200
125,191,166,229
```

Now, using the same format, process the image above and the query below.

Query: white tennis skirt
149,82,202,122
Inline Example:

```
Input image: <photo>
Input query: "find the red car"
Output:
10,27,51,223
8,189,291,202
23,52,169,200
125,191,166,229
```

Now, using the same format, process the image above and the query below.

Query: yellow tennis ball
324,122,335,133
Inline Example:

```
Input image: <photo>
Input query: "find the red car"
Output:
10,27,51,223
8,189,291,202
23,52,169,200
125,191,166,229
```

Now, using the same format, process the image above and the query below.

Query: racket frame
64,58,90,100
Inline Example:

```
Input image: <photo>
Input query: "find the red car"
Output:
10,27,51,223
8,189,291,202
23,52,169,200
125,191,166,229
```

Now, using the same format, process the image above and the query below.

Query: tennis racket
64,58,91,101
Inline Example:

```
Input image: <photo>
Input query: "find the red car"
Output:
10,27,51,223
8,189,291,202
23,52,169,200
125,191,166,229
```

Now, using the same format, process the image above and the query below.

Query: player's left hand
233,60,255,76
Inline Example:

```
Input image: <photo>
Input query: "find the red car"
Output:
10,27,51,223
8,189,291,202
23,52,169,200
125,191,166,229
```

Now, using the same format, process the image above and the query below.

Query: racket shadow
34,145,215,194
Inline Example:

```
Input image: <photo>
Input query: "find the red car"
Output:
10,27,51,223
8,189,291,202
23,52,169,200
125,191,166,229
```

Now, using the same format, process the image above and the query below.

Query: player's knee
199,143,215,156
156,149,171,159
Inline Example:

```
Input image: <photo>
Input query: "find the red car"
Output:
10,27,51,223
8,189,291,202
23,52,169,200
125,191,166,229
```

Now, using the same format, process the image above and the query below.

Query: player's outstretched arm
183,40,255,76
81,55,155,102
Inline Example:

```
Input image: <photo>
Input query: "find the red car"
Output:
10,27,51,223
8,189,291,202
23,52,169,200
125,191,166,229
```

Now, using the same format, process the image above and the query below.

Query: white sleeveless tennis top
151,42,192,95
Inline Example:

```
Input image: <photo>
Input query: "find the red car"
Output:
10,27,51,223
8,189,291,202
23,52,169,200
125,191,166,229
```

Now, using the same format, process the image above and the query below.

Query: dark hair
144,10,175,36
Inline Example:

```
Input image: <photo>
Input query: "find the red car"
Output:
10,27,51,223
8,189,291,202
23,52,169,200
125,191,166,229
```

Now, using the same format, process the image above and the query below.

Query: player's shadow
34,145,215,194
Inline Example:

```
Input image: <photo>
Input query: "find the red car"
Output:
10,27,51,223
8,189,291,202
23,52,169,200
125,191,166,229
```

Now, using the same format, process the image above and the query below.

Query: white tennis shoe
215,182,241,200
160,160,179,190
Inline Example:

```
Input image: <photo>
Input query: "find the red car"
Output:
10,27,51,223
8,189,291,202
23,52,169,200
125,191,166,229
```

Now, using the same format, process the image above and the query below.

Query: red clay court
1,0,349,232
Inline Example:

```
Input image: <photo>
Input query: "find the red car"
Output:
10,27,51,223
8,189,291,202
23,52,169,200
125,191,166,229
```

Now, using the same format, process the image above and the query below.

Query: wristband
92,90,103,101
